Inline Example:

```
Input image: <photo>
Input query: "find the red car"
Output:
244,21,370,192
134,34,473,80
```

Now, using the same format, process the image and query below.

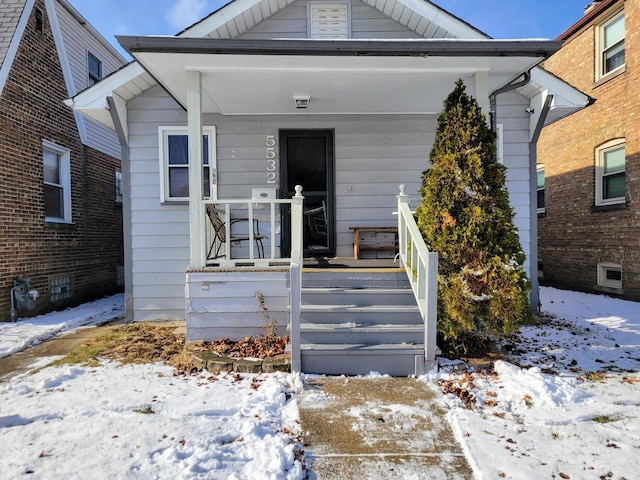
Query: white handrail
397,184,438,369
202,186,304,268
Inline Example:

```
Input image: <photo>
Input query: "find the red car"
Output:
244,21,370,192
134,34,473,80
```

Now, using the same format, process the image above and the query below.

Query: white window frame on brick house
597,261,622,291
43,140,72,223
595,139,625,207
307,1,351,39
158,126,216,203
115,170,123,204
596,10,625,81
536,164,545,213
87,51,102,86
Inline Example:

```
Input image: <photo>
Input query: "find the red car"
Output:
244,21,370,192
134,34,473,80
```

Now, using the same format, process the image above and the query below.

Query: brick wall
538,0,640,301
0,0,124,321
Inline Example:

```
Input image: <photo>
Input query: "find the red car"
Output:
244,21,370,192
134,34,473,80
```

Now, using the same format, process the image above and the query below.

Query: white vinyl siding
127,85,535,321
236,0,421,40
54,1,124,159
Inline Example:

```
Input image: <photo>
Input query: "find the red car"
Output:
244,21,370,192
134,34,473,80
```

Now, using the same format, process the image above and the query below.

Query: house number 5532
266,135,277,184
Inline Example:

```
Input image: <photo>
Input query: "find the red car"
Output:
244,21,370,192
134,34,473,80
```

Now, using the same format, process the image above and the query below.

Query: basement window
50,277,72,302
596,262,622,291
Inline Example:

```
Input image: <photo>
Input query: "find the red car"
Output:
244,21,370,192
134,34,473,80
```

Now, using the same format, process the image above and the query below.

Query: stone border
184,341,290,373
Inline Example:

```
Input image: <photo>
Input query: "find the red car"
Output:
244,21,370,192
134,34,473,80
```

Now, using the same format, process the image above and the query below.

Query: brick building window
597,11,625,80
536,165,545,213
88,52,102,85
597,262,622,291
158,126,216,202
595,139,625,206
43,140,72,223
115,171,123,204
307,2,350,39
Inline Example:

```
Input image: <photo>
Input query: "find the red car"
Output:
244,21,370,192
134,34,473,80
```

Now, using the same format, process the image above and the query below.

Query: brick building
0,0,126,320
538,0,640,300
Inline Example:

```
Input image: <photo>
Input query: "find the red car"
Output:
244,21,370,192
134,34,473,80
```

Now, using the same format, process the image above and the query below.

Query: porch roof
114,36,561,116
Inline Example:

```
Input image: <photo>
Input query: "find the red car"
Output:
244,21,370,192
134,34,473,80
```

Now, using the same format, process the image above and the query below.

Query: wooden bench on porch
349,226,399,260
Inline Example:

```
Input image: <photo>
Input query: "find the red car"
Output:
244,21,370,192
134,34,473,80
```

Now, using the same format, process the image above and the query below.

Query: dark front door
280,130,335,257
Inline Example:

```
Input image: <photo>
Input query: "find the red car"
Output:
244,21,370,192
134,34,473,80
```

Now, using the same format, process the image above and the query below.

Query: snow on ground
435,286,640,480
0,286,639,479
0,294,124,359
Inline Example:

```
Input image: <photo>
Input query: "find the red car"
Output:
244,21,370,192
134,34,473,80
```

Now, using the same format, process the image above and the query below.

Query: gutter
116,36,562,58
489,70,531,131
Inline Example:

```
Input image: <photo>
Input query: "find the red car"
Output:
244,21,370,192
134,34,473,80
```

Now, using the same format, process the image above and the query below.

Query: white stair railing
397,184,438,370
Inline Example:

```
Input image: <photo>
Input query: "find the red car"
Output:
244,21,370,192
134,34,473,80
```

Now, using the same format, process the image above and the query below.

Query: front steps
298,268,425,376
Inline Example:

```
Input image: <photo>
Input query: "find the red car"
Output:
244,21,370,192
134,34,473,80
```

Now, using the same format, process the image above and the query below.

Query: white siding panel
238,0,420,40
497,91,533,279
128,85,535,319
54,2,124,157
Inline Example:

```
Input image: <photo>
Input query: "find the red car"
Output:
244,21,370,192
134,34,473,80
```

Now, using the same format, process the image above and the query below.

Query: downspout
107,96,133,323
489,69,543,314
489,71,531,132
528,94,554,314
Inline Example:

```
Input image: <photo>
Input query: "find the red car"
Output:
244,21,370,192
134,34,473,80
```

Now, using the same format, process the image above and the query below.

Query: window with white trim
307,2,350,39
595,139,625,206
43,140,71,223
597,262,622,290
597,11,625,80
536,165,545,213
159,126,216,202
115,170,123,204
88,52,102,86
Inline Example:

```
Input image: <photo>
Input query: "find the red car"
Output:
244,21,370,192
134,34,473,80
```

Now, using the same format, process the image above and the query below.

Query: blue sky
67,0,590,59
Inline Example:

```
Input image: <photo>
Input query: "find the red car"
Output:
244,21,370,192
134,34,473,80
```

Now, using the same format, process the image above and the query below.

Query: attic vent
308,3,349,39
35,8,44,33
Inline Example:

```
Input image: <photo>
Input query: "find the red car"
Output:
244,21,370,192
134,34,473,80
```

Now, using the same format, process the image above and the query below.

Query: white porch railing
397,184,438,367
201,185,304,372
202,186,305,268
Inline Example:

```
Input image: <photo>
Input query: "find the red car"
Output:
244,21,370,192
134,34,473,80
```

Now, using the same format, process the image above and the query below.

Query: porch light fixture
293,95,310,109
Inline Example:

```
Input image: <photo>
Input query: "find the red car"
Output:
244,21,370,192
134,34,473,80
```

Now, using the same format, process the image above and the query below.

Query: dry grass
51,322,185,367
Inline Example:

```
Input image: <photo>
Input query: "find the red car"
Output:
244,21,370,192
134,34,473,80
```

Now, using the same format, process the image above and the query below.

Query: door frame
279,129,335,257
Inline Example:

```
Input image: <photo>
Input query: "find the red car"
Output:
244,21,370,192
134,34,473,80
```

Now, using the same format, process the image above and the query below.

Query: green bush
415,80,532,355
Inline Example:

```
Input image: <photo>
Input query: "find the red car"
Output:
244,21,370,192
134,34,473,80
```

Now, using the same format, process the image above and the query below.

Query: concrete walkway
299,376,473,479
0,321,123,382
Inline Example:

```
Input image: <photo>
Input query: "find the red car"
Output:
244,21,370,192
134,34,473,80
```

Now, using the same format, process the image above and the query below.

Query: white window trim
158,126,217,203
536,164,545,214
115,170,123,204
597,262,622,290
307,1,351,39
595,138,625,207
43,140,72,223
595,10,625,82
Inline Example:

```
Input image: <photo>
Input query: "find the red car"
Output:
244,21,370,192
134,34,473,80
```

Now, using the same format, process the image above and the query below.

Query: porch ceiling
118,37,560,116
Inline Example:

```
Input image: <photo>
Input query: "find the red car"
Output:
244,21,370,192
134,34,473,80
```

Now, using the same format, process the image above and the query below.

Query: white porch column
187,70,206,268
473,70,490,120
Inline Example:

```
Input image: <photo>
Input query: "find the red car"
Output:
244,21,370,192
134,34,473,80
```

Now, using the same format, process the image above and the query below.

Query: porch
185,185,438,376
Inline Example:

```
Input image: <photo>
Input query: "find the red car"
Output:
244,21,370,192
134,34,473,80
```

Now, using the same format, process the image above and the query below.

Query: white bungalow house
66,0,589,376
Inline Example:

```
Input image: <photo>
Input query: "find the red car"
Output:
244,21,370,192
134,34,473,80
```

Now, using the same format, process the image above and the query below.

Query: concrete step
301,287,416,306
300,322,424,344
300,343,424,376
